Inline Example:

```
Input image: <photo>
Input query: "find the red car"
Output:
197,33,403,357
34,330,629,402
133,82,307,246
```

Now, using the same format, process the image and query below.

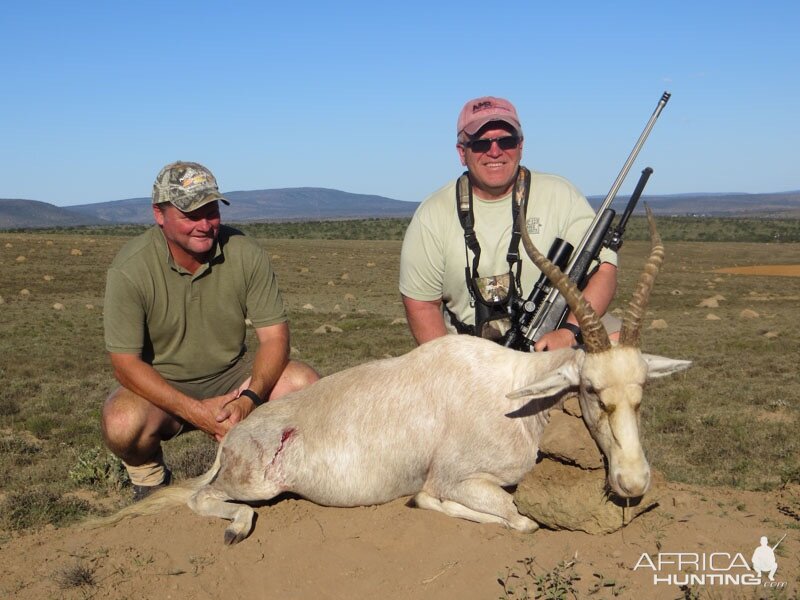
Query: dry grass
52,560,96,589
0,229,798,533
617,240,800,490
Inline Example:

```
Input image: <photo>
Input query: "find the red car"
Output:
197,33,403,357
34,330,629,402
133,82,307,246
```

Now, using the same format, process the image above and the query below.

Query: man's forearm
248,323,291,400
247,343,288,399
564,262,617,325
402,295,448,345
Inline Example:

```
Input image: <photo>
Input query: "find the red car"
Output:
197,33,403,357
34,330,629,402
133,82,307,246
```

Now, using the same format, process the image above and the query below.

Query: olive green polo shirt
104,225,286,383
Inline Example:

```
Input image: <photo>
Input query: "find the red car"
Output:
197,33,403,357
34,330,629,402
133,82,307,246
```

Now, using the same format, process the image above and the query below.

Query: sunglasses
465,136,520,153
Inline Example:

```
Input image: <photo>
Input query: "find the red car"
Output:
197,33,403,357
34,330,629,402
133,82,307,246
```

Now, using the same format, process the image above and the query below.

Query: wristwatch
559,323,583,345
239,389,265,408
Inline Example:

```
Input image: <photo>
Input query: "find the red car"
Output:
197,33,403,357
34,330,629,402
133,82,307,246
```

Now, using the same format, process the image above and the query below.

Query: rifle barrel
520,92,671,346
565,92,670,275
598,93,669,216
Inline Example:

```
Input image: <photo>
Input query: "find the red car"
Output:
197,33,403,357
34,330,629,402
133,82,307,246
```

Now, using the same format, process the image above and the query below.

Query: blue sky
1,1,797,206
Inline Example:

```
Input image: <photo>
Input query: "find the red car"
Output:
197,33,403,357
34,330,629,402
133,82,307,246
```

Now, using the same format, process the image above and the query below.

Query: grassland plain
0,223,799,598
11,214,800,242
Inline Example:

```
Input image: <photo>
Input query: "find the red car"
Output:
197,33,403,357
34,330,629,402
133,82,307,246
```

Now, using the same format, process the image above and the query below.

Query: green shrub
25,415,59,438
68,446,129,491
166,432,218,479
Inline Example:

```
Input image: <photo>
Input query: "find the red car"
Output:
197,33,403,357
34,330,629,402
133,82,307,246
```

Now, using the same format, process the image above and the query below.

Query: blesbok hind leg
415,479,539,532
188,486,255,545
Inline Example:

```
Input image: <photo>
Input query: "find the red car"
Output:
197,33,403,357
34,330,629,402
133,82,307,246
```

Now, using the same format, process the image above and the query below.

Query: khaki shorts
167,359,251,438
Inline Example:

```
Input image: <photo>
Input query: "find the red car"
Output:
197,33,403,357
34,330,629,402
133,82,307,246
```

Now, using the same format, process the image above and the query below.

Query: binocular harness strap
451,167,531,334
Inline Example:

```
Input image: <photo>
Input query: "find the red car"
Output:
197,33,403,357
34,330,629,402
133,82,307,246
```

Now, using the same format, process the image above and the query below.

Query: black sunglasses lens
497,136,519,150
468,137,519,152
469,139,491,152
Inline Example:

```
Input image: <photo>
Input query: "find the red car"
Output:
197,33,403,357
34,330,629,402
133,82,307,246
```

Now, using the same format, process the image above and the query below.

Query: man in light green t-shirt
399,97,618,350
102,161,319,500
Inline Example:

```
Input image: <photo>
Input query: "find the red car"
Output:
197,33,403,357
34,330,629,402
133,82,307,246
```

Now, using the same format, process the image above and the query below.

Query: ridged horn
618,205,664,347
517,210,611,353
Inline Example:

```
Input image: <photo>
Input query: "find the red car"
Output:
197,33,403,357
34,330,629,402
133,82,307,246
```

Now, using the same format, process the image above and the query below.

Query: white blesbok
89,208,689,544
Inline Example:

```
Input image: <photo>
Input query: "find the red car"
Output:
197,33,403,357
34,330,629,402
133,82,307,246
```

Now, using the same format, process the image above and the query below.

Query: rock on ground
514,460,663,534
515,405,660,534
697,297,719,308
538,410,603,470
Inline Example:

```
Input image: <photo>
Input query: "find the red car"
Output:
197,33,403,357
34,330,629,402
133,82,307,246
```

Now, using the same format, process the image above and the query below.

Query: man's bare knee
102,390,140,448
269,361,319,400
101,387,175,463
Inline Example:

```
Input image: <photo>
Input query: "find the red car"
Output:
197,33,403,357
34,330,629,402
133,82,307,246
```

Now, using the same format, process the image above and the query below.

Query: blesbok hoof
224,527,249,546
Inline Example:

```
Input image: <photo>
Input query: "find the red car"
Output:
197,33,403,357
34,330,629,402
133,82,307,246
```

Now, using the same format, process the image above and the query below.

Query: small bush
53,561,96,589
69,446,129,491
498,557,580,600
25,415,59,438
167,433,218,479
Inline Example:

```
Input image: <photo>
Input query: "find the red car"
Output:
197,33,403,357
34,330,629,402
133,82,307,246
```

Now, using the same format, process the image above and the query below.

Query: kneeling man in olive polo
102,161,319,500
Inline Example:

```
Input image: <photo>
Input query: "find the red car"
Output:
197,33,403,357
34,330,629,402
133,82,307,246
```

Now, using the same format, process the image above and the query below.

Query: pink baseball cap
457,96,523,138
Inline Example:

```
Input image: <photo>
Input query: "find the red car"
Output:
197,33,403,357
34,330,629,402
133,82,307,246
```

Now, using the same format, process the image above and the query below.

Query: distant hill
588,190,800,218
0,199,106,229
2,187,800,230
65,187,418,225
0,188,418,229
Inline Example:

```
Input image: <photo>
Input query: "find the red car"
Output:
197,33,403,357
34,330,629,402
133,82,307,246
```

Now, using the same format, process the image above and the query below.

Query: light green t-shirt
399,170,617,332
104,225,286,382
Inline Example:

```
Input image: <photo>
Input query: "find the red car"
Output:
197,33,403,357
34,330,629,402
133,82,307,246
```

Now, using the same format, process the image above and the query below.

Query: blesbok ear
507,361,582,400
642,354,692,379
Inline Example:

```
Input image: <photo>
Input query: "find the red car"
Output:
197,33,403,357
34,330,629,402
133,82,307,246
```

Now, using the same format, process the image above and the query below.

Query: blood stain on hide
269,427,297,468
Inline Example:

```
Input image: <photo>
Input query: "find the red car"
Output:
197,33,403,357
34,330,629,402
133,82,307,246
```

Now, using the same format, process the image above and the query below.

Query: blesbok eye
596,398,607,411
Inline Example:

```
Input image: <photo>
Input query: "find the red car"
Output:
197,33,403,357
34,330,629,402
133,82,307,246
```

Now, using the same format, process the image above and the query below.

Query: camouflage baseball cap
152,161,230,212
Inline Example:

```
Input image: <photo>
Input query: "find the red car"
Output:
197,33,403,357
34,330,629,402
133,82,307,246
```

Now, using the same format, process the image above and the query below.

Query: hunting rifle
502,92,671,351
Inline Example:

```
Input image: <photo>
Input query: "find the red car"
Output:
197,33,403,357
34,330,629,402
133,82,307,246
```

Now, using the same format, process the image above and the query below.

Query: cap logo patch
472,100,509,114
179,168,210,190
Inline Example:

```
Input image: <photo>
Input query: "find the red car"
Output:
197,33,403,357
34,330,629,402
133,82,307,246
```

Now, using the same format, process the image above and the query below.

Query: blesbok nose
614,469,651,498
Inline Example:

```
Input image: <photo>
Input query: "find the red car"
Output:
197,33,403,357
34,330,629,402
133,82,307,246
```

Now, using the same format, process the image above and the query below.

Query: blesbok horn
517,210,612,353
618,205,664,347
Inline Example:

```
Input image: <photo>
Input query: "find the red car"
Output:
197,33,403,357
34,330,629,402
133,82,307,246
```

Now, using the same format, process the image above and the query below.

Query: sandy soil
714,265,800,277
1,479,798,599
